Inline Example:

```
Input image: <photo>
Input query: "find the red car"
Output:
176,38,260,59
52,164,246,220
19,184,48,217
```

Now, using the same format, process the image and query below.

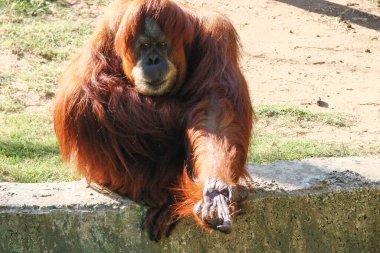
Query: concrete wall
1,157,379,253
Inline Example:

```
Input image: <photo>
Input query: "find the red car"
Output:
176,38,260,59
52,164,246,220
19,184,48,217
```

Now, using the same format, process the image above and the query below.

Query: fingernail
217,224,232,234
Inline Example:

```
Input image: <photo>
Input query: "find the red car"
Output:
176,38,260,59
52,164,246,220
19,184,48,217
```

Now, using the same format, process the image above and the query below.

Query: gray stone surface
248,157,380,191
0,180,132,213
0,157,379,253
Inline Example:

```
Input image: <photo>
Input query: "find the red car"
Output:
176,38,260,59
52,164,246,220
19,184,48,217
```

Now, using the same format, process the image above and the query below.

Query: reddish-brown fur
54,0,253,237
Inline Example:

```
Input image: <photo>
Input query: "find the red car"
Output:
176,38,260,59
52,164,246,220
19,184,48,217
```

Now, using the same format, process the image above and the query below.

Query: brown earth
183,0,380,148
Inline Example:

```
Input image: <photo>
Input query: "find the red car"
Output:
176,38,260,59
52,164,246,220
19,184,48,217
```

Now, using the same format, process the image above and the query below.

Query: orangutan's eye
141,43,151,49
157,42,167,49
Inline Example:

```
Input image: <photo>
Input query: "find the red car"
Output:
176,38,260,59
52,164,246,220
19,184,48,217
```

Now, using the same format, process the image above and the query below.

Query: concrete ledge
1,157,379,253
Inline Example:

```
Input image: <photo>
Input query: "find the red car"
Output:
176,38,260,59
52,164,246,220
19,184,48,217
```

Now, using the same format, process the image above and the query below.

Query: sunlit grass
257,105,351,127
0,112,78,182
248,134,360,164
1,20,92,61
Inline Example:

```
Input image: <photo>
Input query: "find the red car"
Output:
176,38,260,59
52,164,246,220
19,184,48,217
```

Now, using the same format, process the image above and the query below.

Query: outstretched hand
194,177,247,233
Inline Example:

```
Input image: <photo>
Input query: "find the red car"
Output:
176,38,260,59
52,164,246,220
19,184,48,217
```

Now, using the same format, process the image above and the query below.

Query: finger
194,200,202,216
201,202,211,221
217,222,232,233
216,195,223,220
209,199,216,219
220,195,232,222
228,185,237,203
216,195,233,233
215,195,226,216
208,199,222,227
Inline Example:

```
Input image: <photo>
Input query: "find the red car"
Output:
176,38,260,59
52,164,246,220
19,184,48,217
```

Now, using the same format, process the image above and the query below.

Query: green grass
0,0,60,17
0,92,24,112
248,134,359,164
0,112,78,182
0,111,361,182
1,20,92,61
0,0,96,182
0,0,93,114
257,105,350,127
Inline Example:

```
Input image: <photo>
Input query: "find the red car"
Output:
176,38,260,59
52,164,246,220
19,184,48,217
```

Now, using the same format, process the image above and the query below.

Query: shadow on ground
275,0,380,30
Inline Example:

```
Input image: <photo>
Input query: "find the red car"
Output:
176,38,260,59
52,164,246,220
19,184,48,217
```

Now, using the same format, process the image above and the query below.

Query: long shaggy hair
54,0,253,239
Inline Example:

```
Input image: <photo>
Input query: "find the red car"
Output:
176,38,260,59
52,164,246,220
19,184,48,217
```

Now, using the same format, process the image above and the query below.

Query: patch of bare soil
0,51,24,72
184,0,380,147
0,51,50,113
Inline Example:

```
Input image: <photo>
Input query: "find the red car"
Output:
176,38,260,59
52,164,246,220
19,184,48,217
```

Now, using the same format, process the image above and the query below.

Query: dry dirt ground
184,0,380,148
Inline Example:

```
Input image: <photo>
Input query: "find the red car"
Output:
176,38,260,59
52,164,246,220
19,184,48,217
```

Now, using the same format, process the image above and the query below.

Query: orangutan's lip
148,80,166,86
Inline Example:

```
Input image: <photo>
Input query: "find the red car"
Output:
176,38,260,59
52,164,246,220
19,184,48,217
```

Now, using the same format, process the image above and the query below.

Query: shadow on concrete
275,0,380,30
